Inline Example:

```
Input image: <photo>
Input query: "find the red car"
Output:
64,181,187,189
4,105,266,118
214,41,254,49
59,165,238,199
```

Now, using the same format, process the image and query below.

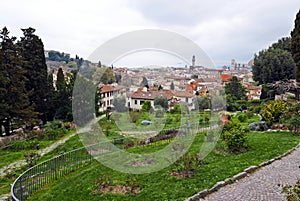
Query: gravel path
198,145,300,201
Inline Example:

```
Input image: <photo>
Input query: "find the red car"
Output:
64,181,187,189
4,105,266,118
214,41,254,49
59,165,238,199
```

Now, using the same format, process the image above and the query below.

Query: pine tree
0,27,37,135
19,27,49,122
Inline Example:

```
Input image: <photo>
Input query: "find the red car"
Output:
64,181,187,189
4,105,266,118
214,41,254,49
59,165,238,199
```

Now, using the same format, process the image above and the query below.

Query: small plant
170,153,204,178
222,124,249,153
282,180,300,201
24,151,40,167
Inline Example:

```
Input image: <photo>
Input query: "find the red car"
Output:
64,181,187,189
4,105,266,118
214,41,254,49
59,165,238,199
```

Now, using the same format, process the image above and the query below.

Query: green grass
0,130,76,195
0,130,75,170
27,131,300,201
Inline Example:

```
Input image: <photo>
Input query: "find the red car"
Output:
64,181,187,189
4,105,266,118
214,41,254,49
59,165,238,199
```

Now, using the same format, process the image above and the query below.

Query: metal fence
11,146,93,201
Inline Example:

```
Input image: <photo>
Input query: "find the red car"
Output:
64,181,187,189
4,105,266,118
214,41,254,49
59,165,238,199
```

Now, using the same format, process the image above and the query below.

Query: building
128,90,173,110
99,84,124,112
173,91,195,110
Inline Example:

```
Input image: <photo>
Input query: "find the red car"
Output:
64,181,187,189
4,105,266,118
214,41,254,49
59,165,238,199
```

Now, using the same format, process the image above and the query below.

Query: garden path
196,144,300,201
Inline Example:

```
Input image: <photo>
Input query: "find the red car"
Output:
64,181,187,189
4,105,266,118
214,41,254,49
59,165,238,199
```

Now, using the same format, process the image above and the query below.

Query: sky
1,0,299,67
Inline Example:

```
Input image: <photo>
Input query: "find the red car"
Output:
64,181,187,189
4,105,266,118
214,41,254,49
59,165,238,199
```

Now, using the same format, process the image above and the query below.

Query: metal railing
11,146,93,201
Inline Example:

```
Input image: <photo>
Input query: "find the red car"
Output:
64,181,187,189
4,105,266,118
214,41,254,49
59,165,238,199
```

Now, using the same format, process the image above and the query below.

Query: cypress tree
0,27,37,135
291,10,300,99
19,27,49,122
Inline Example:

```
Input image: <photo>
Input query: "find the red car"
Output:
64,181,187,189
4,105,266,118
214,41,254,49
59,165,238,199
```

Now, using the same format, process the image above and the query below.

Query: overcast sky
1,0,299,67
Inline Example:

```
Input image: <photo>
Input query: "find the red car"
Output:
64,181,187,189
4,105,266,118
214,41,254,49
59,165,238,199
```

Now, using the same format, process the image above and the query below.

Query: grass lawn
0,130,75,170
27,131,300,201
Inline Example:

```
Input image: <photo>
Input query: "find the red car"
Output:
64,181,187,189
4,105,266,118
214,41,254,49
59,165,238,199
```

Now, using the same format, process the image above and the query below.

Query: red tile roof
130,91,174,100
99,84,124,93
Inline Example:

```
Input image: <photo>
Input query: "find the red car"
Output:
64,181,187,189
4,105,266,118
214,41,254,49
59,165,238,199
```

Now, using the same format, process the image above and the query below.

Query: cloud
0,0,299,66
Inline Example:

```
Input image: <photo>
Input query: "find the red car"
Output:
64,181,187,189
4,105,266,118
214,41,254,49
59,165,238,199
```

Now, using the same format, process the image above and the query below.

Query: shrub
223,125,249,153
237,113,247,122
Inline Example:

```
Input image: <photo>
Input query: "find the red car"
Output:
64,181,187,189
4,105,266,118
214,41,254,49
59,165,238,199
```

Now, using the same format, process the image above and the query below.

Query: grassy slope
28,131,300,201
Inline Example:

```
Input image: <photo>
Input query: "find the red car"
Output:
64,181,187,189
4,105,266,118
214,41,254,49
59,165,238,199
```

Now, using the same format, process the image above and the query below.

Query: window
134,100,137,105
140,101,144,105
185,97,188,102
107,100,109,106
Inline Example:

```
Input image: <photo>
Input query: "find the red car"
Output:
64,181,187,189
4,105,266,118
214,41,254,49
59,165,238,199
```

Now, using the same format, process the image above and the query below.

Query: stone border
185,143,300,201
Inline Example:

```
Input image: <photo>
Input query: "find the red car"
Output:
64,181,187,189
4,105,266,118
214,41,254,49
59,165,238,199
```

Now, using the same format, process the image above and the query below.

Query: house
246,85,262,100
173,91,195,110
99,84,124,112
128,90,173,110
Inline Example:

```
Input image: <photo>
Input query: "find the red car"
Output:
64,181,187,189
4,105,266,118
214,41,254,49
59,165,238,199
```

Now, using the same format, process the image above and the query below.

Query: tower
192,55,195,67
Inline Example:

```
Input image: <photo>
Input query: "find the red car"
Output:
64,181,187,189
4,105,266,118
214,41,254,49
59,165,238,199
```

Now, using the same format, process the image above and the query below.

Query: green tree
140,77,148,88
73,74,100,126
19,27,50,122
291,10,300,100
0,27,37,135
154,96,169,111
141,101,152,112
195,96,210,111
170,81,175,90
225,76,247,100
92,67,115,84
56,68,66,91
253,39,296,84
45,72,56,121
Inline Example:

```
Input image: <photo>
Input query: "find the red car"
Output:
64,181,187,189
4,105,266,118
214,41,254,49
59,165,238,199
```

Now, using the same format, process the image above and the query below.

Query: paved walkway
199,145,300,201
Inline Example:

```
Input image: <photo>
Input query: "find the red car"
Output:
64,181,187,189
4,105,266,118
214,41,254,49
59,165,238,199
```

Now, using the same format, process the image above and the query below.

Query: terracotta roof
174,91,195,98
221,74,231,82
130,91,174,100
99,84,124,93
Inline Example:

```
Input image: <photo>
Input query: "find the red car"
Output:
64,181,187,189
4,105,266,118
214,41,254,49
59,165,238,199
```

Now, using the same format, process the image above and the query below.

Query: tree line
0,27,102,136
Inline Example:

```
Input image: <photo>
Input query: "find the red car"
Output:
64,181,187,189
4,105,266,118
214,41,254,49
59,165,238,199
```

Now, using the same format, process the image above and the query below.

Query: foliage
0,27,38,135
225,76,247,100
291,10,300,84
170,81,175,90
252,40,296,84
282,102,300,134
47,51,70,63
237,113,247,122
261,100,288,126
222,120,249,153
140,77,148,88
141,101,152,112
92,67,115,84
24,151,40,167
154,96,169,111
283,180,300,201
20,27,50,122
195,96,210,111
170,153,203,177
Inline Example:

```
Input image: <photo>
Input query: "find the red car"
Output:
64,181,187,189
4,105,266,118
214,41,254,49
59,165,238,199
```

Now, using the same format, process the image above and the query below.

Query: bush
222,121,249,153
237,113,247,122
223,126,248,153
